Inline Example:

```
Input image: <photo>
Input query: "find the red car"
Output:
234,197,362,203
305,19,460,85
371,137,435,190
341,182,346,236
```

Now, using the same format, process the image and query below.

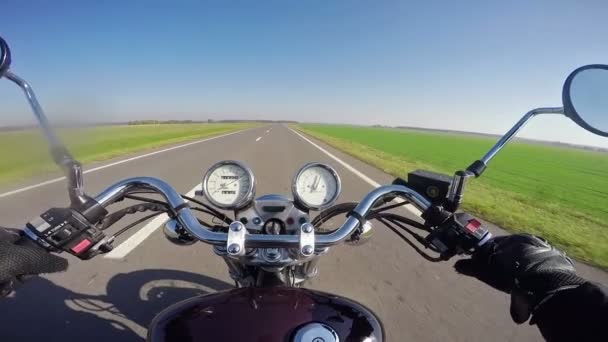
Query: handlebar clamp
227,222,246,256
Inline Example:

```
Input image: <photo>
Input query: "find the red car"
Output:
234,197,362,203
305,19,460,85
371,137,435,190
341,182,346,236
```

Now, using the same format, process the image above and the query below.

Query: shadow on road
0,269,233,341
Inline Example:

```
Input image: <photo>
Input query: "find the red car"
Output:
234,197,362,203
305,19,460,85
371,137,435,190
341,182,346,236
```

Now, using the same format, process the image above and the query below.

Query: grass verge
0,123,253,185
296,124,608,269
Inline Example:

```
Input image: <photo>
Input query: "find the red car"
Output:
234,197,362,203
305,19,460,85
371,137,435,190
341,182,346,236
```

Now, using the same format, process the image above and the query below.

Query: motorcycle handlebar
93,177,432,249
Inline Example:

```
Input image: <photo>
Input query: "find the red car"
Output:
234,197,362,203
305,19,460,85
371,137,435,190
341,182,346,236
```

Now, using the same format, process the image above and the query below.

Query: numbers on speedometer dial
293,163,341,210
203,161,255,209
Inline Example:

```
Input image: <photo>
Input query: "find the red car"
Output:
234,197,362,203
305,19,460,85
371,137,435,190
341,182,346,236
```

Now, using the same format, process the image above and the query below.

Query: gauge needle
224,177,241,187
221,177,241,189
311,176,320,192
213,180,234,194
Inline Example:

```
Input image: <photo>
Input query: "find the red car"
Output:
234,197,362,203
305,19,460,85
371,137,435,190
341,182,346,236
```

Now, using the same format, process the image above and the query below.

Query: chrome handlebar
94,177,432,248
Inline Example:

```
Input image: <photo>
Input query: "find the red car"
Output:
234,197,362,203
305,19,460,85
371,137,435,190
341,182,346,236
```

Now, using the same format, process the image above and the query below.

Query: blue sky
1,0,607,147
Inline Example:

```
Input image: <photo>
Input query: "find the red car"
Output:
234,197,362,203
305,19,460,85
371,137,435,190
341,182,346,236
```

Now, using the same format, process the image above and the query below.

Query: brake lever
99,202,167,230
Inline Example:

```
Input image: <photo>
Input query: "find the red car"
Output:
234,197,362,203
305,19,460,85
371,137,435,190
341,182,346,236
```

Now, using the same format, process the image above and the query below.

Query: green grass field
0,123,251,185
297,124,608,268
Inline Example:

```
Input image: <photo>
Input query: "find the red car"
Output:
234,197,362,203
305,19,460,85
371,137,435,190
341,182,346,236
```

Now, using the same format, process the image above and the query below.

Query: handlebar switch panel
24,207,109,259
426,212,490,259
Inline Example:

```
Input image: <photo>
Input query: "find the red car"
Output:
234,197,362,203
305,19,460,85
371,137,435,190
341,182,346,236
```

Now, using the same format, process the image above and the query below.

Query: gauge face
293,163,341,210
203,161,255,209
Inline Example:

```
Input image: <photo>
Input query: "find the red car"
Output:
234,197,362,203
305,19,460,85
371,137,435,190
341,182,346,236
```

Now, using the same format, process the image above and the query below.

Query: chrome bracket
299,223,315,257
227,221,246,256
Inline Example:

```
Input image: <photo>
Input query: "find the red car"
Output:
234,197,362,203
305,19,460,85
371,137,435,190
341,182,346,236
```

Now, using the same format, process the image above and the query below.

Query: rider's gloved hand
454,233,586,324
0,227,67,296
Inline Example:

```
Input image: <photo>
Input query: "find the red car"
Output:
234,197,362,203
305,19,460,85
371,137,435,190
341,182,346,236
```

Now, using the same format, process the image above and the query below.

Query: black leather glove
0,228,68,296
454,233,586,324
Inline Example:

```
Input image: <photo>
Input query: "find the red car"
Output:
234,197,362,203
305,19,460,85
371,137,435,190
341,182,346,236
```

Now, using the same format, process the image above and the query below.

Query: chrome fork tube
214,246,249,285
297,256,321,279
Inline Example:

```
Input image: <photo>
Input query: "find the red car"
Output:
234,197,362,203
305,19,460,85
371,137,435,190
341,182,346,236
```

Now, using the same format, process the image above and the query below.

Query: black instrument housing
393,169,453,206
0,36,11,77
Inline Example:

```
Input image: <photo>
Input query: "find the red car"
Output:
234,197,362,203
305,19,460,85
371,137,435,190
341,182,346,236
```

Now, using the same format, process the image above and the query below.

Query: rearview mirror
0,36,91,209
0,36,11,77
449,64,608,211
563,64,608,137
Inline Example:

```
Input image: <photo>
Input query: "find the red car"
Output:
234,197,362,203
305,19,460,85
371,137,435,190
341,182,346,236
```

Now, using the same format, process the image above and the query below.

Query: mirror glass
565,66,608,136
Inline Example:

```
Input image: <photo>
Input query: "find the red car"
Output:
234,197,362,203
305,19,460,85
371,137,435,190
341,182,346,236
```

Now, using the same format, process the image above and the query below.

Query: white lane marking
104,183,201,259
0,129,249,199
266,129,270,133
289,128,420,215
0,177,67,199
256,137,262,142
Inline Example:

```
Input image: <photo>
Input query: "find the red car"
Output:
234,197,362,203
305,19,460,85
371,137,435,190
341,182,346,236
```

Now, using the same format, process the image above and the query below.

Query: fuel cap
292,322,339,342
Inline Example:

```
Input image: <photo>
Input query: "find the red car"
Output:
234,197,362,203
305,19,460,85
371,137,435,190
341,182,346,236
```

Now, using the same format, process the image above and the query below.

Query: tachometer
203,160,255,209
293,163,341,210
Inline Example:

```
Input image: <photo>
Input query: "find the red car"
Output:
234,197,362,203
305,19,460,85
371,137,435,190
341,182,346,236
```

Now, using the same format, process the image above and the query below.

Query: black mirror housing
0,36,11,77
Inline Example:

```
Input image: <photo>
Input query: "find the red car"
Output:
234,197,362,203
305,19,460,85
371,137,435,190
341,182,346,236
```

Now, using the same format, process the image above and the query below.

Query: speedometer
293,163,341,210
202,160,255,209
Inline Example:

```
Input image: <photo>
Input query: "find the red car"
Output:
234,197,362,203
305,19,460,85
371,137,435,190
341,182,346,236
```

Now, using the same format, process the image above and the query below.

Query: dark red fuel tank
148,287,384,342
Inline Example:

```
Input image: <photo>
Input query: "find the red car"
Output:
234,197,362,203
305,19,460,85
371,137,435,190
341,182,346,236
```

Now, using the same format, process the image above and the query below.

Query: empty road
0,124,606,341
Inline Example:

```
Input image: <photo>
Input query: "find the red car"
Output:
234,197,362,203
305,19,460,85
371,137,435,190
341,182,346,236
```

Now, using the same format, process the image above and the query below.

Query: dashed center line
256,137,262,142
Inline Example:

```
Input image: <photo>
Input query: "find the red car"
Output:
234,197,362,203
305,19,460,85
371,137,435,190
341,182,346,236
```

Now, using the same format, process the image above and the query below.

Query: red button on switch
71,239,92,254
465,219,482,233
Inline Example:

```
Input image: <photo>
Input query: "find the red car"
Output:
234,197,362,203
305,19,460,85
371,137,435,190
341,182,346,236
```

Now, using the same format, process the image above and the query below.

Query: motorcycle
1,36,607,341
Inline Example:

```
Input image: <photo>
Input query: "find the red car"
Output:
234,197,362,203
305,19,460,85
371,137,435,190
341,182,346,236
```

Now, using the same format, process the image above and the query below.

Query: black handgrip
0,227,41,250
15,231,44,249
0,36,12,77
13,232,47,284
0,228,67,297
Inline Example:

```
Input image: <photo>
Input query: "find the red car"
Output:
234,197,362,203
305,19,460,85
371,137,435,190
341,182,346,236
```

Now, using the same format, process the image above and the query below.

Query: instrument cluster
201,160,342,233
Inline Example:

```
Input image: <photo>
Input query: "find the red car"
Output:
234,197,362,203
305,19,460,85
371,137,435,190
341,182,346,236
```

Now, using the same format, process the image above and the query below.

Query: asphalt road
0,124,606,341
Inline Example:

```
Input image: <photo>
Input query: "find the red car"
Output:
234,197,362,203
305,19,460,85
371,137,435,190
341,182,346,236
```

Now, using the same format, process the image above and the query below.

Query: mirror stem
4,71,64,148
4,70,88,208
446,107,564,212
474,107,564,176
446,170,474,212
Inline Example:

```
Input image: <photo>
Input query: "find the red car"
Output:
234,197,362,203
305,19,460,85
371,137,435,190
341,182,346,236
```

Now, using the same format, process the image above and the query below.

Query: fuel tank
148,287,384,342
